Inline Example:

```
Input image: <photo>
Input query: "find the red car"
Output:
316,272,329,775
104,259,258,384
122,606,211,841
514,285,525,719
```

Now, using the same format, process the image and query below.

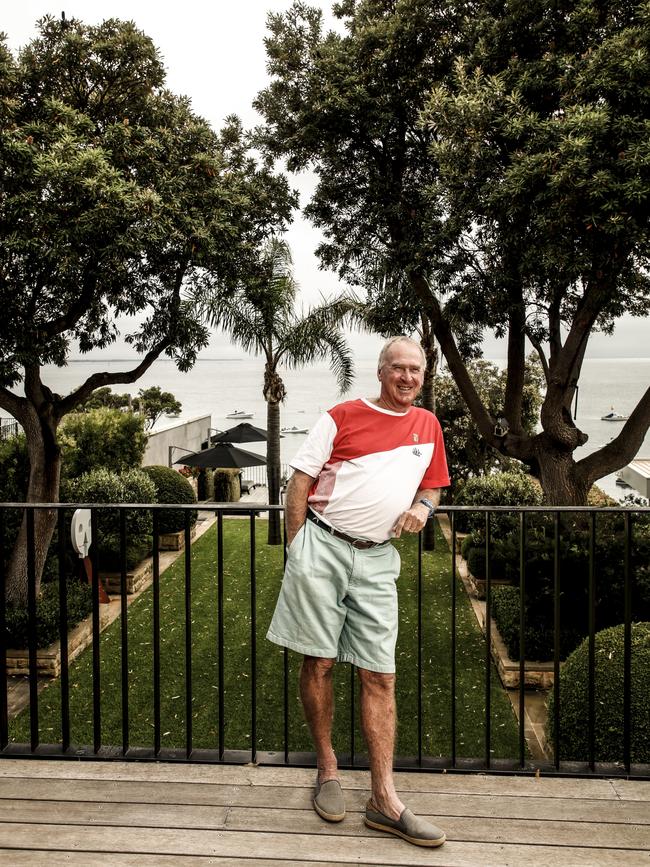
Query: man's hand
391,502,430,538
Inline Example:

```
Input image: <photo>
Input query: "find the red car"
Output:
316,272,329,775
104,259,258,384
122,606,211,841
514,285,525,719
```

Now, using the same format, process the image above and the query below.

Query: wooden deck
0,760,647,865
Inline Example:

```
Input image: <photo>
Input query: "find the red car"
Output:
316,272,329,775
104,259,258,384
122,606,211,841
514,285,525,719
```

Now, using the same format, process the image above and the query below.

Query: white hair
377,336,427,371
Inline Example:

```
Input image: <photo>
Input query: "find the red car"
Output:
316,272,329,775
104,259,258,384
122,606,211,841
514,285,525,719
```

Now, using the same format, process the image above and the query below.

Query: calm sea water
36,355,650,501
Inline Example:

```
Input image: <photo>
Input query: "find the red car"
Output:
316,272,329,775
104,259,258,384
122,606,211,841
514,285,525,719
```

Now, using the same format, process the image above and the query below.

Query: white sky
3,2,648,359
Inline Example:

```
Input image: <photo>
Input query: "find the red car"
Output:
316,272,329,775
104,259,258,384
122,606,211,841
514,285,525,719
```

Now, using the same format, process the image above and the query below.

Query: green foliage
0,15,295,600
133,387,182,429
255,0,650,505
454,470,543,535
0,434,29,558
473,509,650,661
213,469,241,503
547,623,650,764
5,577,93,649
141,465,197,534
437,357,544,490
60,408,147,478
197,469,215,501
78,387,130,412
64,468,157,570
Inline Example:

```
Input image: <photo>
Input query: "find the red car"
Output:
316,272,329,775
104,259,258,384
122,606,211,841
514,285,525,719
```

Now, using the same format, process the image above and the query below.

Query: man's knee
357,667,396,692
302,656,336,679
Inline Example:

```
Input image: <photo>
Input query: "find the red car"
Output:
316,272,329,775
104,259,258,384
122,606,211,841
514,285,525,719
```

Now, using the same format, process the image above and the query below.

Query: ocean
33,353,650,502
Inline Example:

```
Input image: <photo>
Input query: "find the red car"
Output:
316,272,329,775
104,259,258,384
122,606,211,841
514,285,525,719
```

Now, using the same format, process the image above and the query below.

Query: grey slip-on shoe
365,801,446,847
313,778,346,822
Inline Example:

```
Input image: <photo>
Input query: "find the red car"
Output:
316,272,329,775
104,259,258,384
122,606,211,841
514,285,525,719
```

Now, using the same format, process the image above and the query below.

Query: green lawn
10,518,520,760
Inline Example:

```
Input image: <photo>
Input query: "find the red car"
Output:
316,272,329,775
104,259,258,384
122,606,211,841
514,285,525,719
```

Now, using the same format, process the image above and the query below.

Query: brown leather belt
307,511,389,550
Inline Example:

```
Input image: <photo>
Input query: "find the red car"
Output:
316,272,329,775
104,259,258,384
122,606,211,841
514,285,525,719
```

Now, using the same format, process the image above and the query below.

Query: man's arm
284,469,317,545
391,488,442,538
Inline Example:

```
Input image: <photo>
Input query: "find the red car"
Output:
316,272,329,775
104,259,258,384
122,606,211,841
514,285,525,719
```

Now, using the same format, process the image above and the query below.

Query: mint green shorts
266,517,401,673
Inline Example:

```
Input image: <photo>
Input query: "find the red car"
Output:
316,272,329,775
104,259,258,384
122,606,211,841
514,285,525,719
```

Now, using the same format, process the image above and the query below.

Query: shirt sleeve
289,411,337,479
420,416,451,489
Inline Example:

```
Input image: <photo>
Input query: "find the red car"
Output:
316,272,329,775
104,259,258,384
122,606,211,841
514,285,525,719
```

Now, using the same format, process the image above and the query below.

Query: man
267,336,450,847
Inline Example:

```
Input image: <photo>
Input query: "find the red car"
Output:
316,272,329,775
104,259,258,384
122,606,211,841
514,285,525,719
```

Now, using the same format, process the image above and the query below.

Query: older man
267,336,450,847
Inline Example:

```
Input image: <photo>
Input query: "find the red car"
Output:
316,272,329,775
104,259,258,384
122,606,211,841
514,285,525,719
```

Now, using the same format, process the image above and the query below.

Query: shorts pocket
286,522,306,557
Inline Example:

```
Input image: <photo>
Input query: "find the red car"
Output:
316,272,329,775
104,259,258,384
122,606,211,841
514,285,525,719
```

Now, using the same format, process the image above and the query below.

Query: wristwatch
417,497,437,518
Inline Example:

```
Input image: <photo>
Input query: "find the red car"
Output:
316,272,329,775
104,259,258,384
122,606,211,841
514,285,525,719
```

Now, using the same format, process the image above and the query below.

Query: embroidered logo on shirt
412,447,422,457
413,433,419,443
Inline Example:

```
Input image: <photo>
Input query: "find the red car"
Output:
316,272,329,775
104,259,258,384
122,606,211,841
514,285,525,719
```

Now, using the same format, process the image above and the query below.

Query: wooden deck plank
1,776,648,824
0,759,620,799
1,799,648,850
0,856,342,867
611,780,650,801
0,823,647,866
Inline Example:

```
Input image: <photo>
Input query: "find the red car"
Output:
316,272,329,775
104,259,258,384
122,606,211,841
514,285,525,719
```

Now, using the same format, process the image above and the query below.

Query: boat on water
281,425,309,434
226,410,254,419
601,408,629,421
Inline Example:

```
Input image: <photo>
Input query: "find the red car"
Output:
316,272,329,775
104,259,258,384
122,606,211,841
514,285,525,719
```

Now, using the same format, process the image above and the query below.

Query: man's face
378,342,425,412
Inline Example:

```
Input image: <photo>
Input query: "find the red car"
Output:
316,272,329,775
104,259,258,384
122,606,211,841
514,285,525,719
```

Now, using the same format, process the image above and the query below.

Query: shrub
490,585,583,662
197,468,215,501
64,468,157,570
546,622,650,763
6,578,93,649
0,434,29,561
141,465,198,534
60,408,147,478
454,471,543,536
213,469,241,502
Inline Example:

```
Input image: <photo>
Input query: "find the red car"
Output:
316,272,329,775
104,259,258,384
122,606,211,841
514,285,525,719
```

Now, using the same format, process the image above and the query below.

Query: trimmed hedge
490,585,583,662
64,468,156,570
6,578,93,649
213,469,241,503
546,622,650,763
141,465,198,534
454,471,543,536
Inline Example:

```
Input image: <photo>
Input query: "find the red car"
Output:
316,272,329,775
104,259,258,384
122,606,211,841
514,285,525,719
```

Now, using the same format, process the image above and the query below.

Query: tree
0,17,294,603
435,357,544,490
197,237,354,544
255,0,650,505
133,386,182,429
78,387,130,412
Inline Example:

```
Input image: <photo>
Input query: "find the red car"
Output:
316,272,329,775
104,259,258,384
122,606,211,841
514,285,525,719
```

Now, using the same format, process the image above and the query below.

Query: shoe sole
313,797,345,823
364,816,446,847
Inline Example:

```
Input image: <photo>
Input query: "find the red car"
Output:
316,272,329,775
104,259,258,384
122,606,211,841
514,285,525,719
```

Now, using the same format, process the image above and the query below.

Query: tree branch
408,271,497,444
0,387,29,423
503,281,526,435
524,326,550,383
577,383,650,484
57,339,173,417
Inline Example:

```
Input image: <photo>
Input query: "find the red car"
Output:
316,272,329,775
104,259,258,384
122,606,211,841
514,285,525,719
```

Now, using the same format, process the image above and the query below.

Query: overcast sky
4,2,648,359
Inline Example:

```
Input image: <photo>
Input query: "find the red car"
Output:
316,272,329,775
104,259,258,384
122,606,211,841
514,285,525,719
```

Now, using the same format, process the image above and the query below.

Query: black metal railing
0,501,648,780
0,418,19,440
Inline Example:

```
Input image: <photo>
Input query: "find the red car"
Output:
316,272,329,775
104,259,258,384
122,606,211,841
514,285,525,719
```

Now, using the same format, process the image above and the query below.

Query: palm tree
199,237,354,544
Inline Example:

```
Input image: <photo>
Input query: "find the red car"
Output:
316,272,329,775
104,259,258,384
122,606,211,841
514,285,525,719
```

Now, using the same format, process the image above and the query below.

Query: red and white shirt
290,398,450,543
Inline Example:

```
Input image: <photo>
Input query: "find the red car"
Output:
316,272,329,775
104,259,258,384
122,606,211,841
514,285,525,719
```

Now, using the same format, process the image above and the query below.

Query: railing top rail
0,502,648,513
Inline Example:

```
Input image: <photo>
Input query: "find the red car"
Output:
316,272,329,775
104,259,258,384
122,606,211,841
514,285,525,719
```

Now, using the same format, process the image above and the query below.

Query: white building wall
143,415,211,468
619,458,650,499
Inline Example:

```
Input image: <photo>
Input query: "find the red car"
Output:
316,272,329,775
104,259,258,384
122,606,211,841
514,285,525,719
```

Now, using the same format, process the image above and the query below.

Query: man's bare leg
358,668,405,819
300,656,339,783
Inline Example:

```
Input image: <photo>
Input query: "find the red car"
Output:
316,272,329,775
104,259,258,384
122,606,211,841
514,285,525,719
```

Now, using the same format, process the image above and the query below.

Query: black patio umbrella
174,442,267,469
211,422,276,444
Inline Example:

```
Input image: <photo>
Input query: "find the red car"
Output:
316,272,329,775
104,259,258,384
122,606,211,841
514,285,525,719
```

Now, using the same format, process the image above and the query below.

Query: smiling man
267,336,450,848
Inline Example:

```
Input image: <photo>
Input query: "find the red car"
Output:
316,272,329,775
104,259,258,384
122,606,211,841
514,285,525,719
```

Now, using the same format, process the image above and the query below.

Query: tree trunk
266,398,282,545
5,408,61,606
534,443,590,506
420,319,438,550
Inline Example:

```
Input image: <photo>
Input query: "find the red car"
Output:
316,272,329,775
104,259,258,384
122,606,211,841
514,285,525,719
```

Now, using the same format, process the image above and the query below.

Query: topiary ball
547,622,650,764
141,465,198,534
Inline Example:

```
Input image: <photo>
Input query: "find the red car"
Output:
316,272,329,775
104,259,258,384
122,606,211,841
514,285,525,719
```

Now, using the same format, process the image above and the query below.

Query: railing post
553,511,561,770
518,511,526,768
484,511,491,770
57,507,70,753
450,511,457,768
185,509,193,759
